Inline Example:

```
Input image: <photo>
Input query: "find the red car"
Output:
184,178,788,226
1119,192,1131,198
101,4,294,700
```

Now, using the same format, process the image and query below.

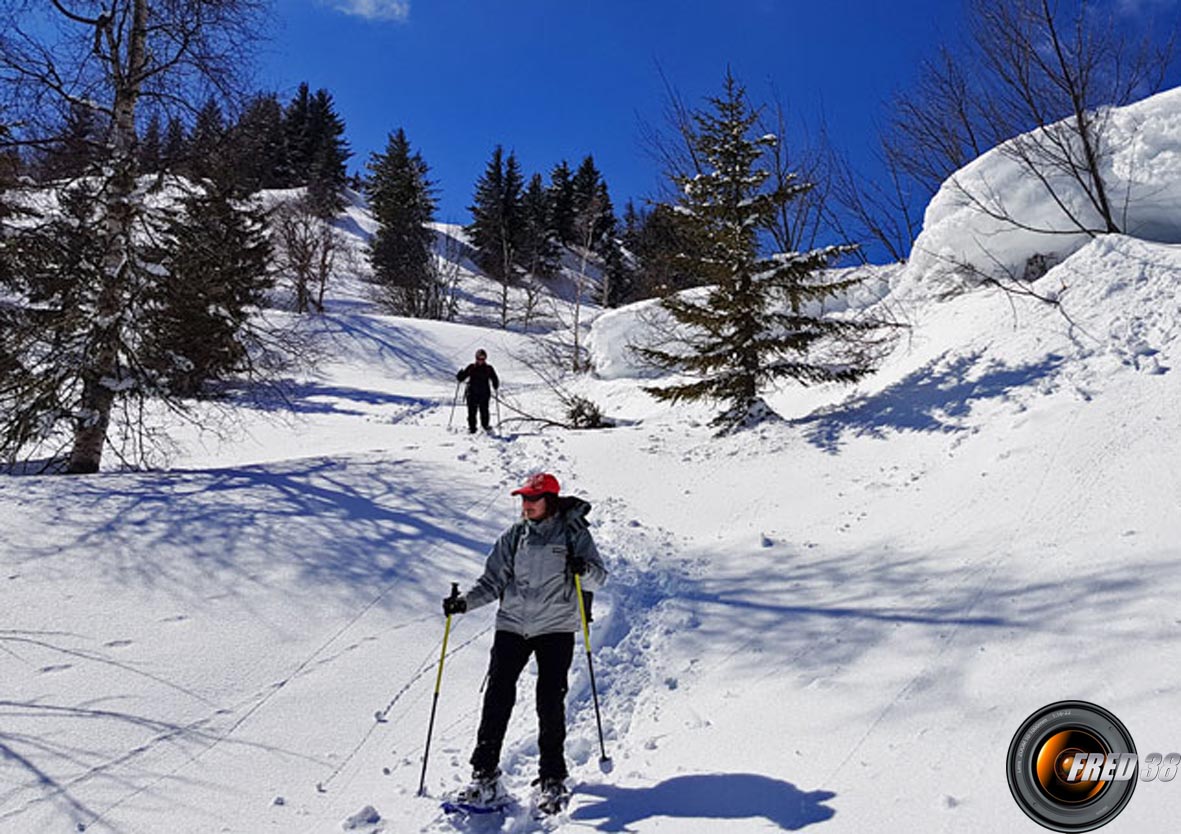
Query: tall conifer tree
571,155,616,248
467,146,524,327
304,88,350,218
284,83,350,217
138,112,163,175
143,181,274,396
188,97,227,186
637,73,875,432
365,128,440,317
162,117,188,172
519,173,559,279
39,102,105,180
284,82,313,180
548,160,576,245
232,93,289,192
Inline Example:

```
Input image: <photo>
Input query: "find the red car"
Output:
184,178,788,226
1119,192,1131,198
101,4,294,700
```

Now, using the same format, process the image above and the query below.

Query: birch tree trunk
67,0,148,473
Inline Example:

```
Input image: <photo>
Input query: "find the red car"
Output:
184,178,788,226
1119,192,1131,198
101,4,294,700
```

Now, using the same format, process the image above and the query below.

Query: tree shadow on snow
571,773,835,831
659,543,1181,713
796,352,1065,454
0,702,316,833
235,380,437,419
320,313,459,379
0,736,106,831
15,456,501,609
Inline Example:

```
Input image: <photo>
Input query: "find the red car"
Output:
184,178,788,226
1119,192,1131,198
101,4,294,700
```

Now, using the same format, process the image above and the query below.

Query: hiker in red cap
442,472,607,810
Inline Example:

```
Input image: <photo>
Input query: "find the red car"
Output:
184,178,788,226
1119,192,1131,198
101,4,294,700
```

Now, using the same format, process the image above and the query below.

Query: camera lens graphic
1036,729,1109,803
1008,701,1137,832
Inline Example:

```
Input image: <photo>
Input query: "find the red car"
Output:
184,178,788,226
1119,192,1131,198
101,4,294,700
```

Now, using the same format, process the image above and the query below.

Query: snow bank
587,297,676,381
587,266,897,381
909,85,1181,285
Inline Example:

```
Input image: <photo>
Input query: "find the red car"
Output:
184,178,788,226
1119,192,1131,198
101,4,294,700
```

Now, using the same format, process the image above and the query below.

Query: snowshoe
441,769,512,816
531,777,570,818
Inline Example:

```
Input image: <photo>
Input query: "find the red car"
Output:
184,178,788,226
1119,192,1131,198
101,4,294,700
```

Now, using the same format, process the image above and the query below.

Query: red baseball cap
511,472,560,498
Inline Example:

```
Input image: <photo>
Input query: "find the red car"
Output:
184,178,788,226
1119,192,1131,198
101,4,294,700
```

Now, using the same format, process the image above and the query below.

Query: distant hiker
456,349,500,433
442,472,607,811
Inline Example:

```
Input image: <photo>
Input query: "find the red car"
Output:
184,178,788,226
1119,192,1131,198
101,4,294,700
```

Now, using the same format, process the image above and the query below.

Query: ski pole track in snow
0,698,317,828
820,557,1005,785
0,634,220,708
318,622,496,797
54,464,511,834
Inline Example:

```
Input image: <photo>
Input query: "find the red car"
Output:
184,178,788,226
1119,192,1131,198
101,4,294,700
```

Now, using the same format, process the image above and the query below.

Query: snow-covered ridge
908,85,1181,286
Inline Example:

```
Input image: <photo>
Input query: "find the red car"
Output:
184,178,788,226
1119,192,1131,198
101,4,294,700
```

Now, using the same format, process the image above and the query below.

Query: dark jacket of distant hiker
457,360,499,433
457,362,499,404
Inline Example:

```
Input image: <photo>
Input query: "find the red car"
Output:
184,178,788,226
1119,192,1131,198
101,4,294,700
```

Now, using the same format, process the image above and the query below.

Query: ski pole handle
575,574,592,651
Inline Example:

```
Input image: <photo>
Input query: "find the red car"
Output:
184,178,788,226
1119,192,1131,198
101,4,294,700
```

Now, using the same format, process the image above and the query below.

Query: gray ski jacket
464,499,607,638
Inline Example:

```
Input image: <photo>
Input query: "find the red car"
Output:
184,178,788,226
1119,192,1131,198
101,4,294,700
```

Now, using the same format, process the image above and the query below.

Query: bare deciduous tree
886,44,993,196
759,98,831,255
272,195,338,314
959,0,1172,237
0,0,268,472
824,138,922,265
427,229,464,322
830,0,1174,276
569,192,604,372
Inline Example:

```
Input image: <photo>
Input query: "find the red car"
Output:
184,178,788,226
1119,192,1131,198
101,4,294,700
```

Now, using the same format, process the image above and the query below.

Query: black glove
567,556,587,576
442,594,467,616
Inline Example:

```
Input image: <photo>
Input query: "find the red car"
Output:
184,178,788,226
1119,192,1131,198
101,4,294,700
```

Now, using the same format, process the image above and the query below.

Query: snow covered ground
5,93,1181,834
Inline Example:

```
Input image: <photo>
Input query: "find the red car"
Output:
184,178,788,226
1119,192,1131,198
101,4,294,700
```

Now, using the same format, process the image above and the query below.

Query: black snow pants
470,630,575,780
467,395,491,432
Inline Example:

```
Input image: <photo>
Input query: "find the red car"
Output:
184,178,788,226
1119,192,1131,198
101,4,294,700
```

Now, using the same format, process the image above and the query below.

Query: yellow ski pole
575,574,612,772
418,583,459,796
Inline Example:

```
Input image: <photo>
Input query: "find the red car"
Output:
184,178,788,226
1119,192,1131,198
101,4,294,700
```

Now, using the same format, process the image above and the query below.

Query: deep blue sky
257,1,1166,234
258,0,967,228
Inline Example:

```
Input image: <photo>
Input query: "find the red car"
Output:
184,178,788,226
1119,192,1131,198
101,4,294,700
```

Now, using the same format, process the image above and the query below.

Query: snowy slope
5,91,1181,834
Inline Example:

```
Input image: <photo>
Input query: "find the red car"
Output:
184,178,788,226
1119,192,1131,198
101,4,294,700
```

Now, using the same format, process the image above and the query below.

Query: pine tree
600,234,635,307
365,128,441,317
162,117,188,173
571,156,599,219
629,203,705,297
518,173,559,280
285,84,350,217
138,112,163,175
621,200,642,250
637,72,873,432
230,93,289,192
142,181,273,397
1,180,112,461
284,82,314,182
467,146,524,327
39,103,106,180
188,97,227,186
571,155,616,247
548,160,576,245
